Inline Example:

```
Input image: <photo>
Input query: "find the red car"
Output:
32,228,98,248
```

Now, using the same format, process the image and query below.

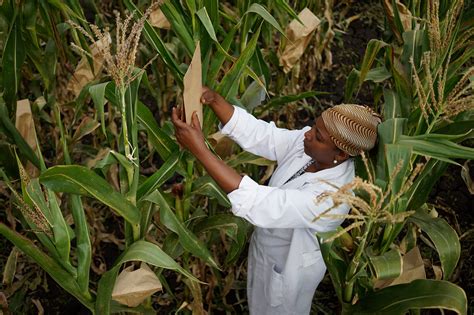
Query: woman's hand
201,86,220,106
171,105,242,193
171,106,207,155
200,86,234,125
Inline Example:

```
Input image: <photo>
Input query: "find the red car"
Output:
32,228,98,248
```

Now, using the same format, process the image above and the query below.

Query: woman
171,87,381,315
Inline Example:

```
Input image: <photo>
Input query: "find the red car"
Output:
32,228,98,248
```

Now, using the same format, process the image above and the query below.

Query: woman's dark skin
171,87,349,193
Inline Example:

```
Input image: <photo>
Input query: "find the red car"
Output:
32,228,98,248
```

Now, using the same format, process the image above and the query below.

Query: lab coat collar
283,156,354,188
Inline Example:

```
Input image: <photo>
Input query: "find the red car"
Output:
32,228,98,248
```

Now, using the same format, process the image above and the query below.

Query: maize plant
316,0,471,313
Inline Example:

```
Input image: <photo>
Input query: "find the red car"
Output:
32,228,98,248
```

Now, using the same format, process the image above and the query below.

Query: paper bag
15,99,39,177
67,35,111,97
150,8,171,29
279,8,320,73
112,263,162,307
183,42,203,128
374,246,426,289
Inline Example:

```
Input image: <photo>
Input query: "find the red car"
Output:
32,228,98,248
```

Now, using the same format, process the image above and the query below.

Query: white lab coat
220,106,355,315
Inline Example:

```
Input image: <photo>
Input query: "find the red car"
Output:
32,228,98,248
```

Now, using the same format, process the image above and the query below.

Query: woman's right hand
201,86,220,106
200,86,235,125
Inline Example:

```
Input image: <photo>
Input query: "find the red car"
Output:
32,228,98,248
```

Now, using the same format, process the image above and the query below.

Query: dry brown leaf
2,247,19,286
108,163,121,192
183,42,203,128
259,164,275,185
67,35,111,97
85,148,111,169
208,132,235,158
461,161,474,194
149,7,171,29
383,0,413,41
15,99,39,177
432,265,443,280
0,292,8,313
31,299,44,315
184,278,207,315
72,116,100,143
112,263,162,307
279,8,320,73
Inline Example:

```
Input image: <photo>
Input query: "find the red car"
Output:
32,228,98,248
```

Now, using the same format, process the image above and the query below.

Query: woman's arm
171,107,242,193
202,87,305,163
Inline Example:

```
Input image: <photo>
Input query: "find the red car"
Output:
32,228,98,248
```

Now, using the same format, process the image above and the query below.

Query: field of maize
0,0,473,314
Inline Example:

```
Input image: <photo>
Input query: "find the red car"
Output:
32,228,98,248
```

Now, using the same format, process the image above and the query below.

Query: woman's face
303,117,345,166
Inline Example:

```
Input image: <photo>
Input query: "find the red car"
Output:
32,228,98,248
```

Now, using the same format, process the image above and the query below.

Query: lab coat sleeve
227,175,349,230
220,106,305,162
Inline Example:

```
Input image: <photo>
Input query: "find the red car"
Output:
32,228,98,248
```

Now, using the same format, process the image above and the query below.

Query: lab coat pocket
264,264,285,307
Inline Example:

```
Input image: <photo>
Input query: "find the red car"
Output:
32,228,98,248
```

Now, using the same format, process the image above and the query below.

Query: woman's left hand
171,107,207,155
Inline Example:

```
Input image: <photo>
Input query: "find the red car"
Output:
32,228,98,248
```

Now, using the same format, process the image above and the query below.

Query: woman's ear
335,149,350,162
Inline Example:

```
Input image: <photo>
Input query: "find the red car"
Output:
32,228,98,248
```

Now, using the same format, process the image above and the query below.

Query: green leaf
137,150,181,201
194,214,251,265
218,24,262,99
365,66,392,83
46,188,72,269
375,118,407,182
405,159,448,210
359,40,388,81
0,99,40,168
137,101,178,160
408,209,460,280
379,118,407,144
192,175,231,208
39,165,140,227
161,1,195,56
368,248,402,280
399,136,474,161
95,240,198,314
69,194,92,298
383,88,402,119
350,279,466,314
162,233,184,259
196,7,218,42
23,0,38,47
0,223,94,311
317,231,348,302
206,26,237,84
2,15,26,107
385,144,412,196
145,190,220,270
344,69,360,102
89,82,110,136
401,29,428,68
258,91,327,113
239,78,266,111
227,151,275,168
244,3,286,37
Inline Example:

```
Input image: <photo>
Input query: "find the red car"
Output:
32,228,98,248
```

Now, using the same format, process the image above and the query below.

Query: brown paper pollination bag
15,99,39,177
183,42,203,128
279,8,320,73
112,263,162,307
149,7,171,29
67,35,111,97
